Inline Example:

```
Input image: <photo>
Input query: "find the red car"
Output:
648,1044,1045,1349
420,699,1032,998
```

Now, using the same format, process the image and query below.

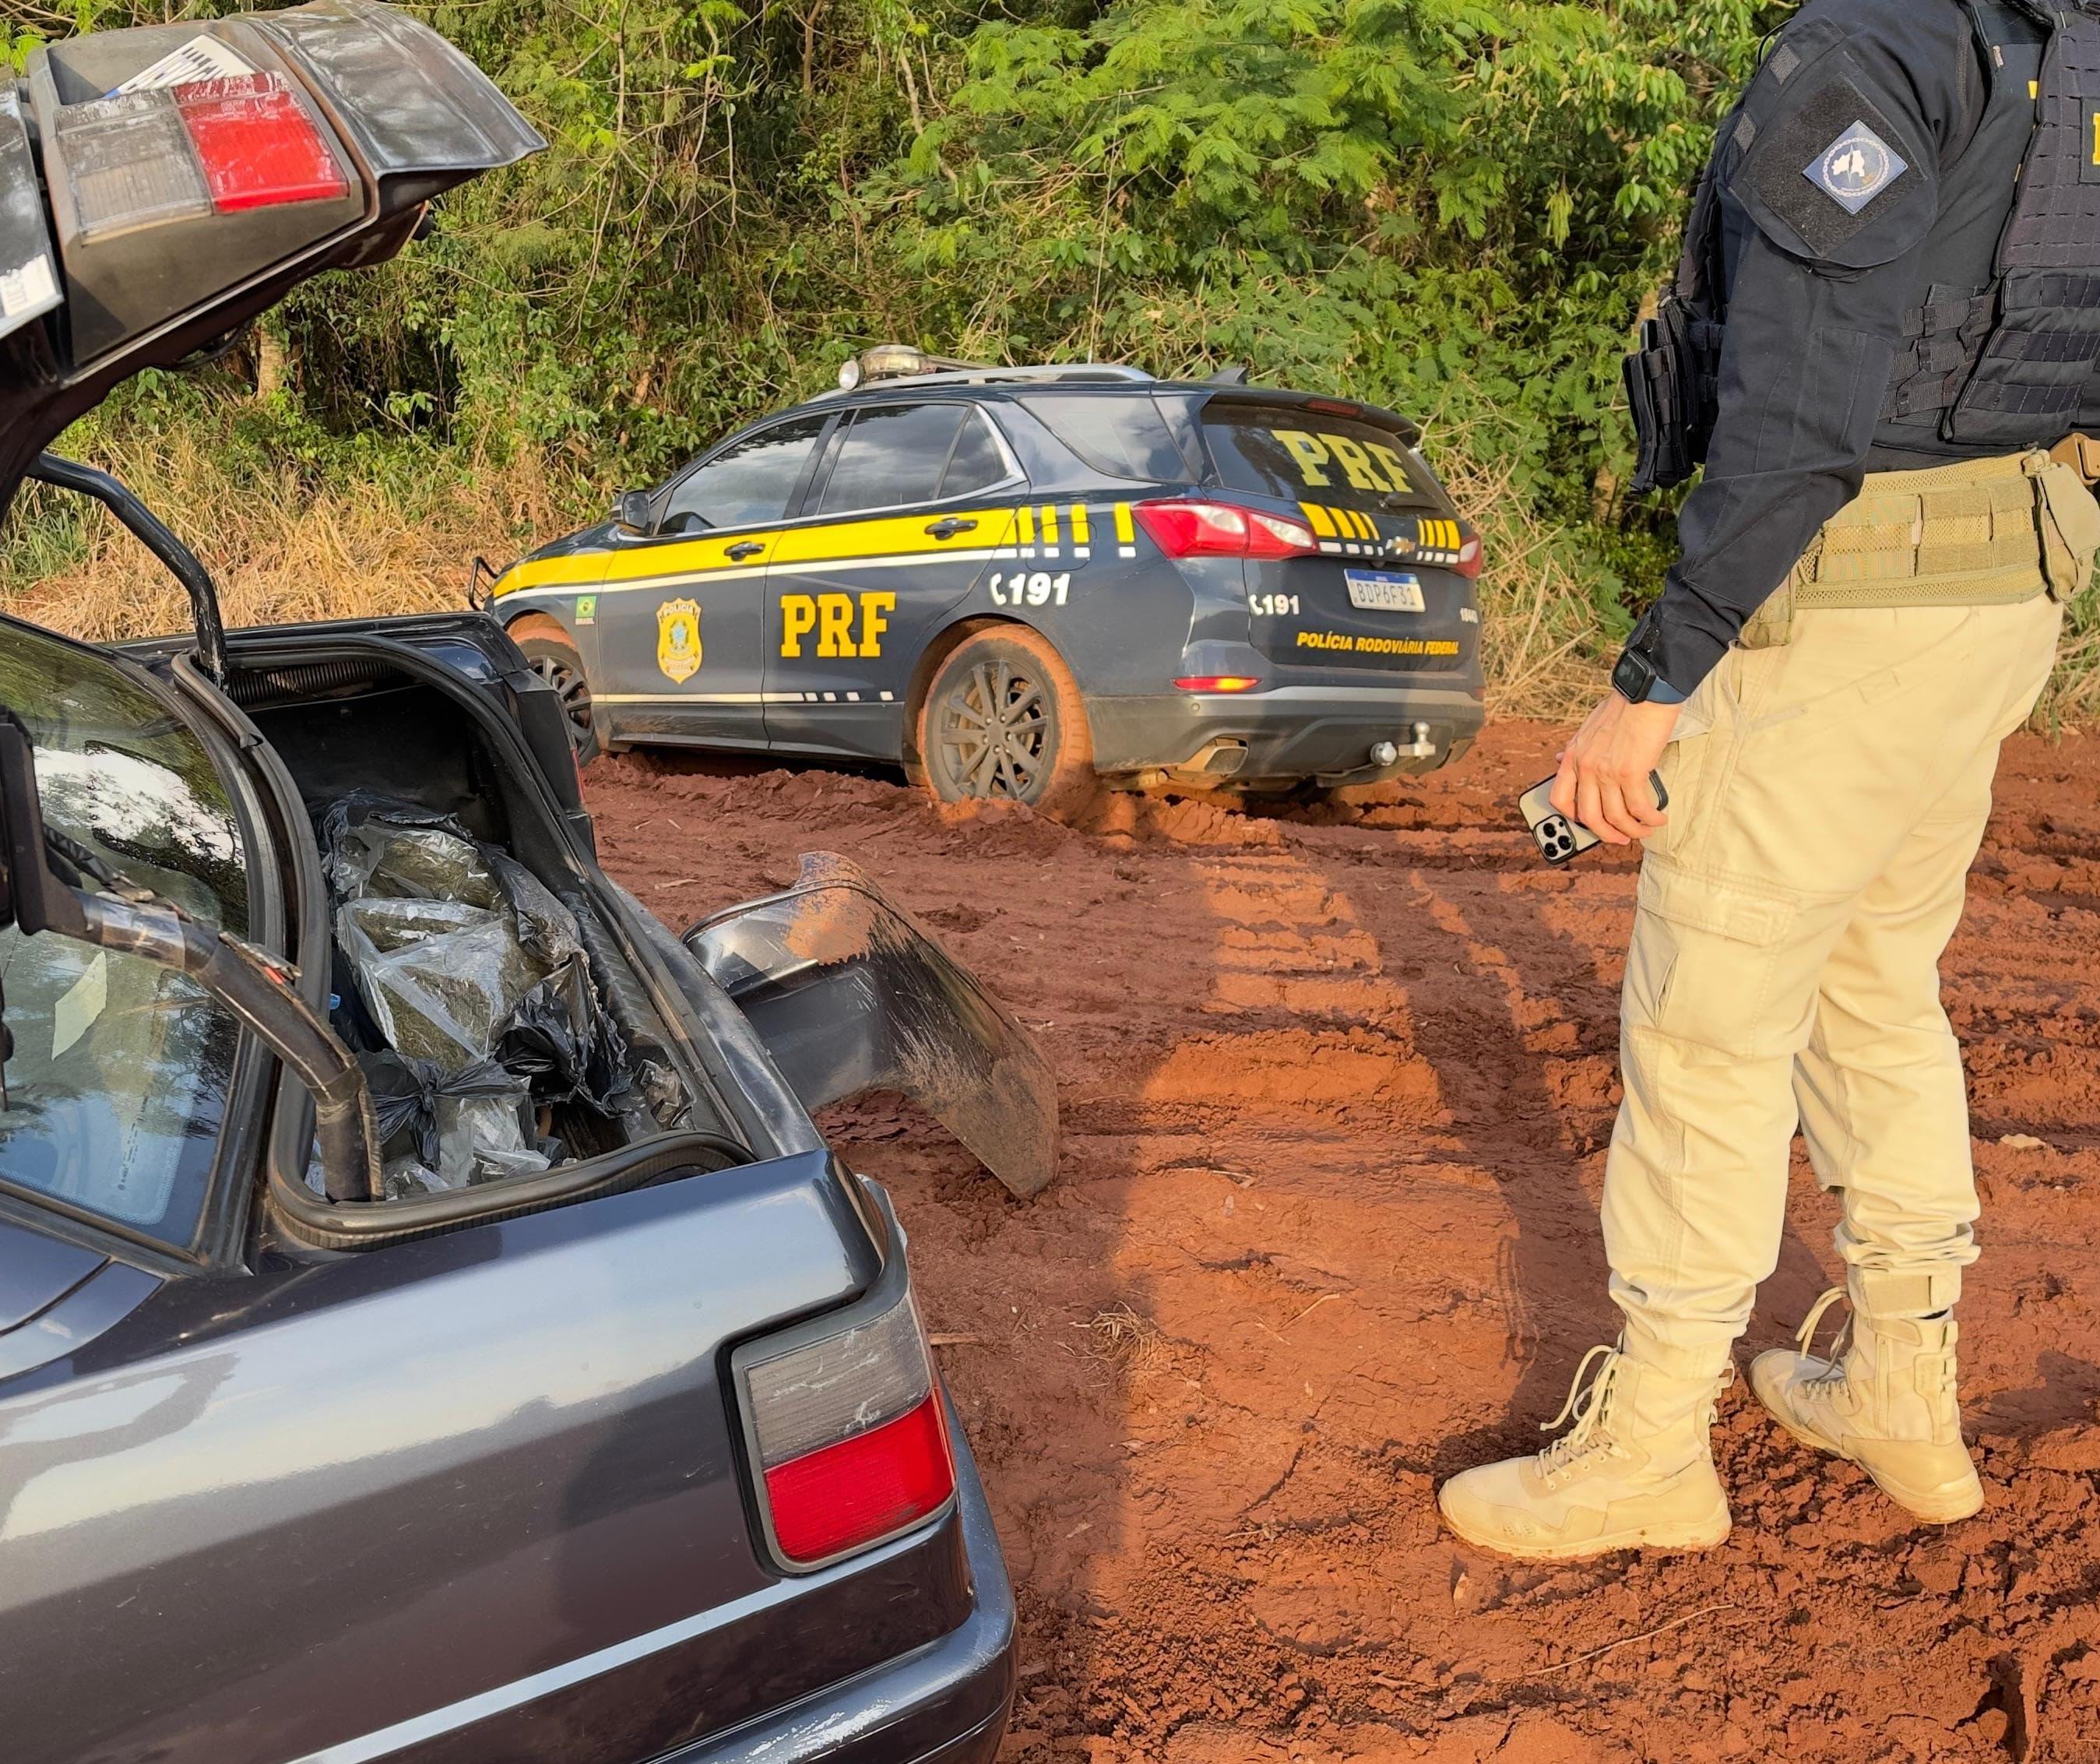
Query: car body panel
491,382,1486,786
0,1151,966,1764
0,1217,104,1331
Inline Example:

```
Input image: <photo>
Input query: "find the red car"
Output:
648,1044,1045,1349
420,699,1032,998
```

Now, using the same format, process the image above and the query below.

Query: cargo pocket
2038,463,2100,603
1629,862,1795,1062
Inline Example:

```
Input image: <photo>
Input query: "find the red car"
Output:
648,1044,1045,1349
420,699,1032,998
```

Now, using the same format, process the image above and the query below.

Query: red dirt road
591,720,2100,1764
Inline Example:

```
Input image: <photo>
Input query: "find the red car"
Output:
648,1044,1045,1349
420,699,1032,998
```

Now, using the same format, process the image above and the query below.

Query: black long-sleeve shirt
1633,0,2010,695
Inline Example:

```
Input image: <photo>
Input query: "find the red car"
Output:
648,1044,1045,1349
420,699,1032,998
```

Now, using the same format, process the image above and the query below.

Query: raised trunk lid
0,2,541,523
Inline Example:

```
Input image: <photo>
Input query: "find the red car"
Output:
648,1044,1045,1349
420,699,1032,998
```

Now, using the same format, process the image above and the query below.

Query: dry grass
3,421,1615,709
1075,1303,1167,1368
0,427,600,644
1440,447,1614,720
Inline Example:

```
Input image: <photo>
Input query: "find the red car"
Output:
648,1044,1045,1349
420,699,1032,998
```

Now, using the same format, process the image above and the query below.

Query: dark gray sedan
0,7,1040,1761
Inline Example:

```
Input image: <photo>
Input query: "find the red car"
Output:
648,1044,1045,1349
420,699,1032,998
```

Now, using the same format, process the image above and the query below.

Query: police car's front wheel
916,628,1094,815
508,614,600,766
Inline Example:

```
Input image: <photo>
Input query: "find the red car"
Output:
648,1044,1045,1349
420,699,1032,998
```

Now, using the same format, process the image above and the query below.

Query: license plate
1344,569,1426,613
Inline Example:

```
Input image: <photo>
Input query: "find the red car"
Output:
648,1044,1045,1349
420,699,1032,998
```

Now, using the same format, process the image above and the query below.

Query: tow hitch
685,853,1058,1198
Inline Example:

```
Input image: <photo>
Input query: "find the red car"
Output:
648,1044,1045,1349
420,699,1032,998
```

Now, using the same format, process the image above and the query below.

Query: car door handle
924,518,978,541
725,540,765,561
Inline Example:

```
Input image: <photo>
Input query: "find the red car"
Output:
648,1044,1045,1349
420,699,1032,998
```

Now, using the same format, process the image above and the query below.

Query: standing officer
1440,0,2100,1558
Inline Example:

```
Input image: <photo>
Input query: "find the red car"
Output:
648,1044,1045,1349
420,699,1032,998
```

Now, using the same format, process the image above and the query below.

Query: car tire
914,627,1095,814
507,614,600,766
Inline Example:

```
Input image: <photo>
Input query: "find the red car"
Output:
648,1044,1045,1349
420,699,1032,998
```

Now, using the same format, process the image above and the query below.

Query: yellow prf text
779,590,896,658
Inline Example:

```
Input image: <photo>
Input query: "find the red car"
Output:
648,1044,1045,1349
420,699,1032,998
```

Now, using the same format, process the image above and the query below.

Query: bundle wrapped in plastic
363,1051,554,1197
320,796,634,1176
336,896,546,1072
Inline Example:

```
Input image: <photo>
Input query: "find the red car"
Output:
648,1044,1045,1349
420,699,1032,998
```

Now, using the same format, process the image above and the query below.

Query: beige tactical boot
1750,1273,1983,1524
1437,1345,1732,1560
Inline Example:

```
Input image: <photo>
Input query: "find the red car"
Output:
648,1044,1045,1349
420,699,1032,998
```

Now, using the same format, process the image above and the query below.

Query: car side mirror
613,489,656,534
0,712,383,1203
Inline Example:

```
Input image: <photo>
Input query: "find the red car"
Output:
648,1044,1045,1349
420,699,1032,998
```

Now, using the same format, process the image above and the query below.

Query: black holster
1625,292,1725,495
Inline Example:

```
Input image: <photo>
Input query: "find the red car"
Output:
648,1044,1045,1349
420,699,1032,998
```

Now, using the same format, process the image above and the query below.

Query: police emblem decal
1805,120,1907,215
656,597,703,683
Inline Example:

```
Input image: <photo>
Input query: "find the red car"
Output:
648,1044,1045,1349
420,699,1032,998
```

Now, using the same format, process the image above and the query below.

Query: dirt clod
592,720,2100,1764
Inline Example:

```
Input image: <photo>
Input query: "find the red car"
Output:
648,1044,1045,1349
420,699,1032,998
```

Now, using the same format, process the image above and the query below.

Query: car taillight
1174,676,1263,693
738,1290,955,1570
176,76,351,213
1455,534,1484,579
52,73,348,241
1134,499,1319,561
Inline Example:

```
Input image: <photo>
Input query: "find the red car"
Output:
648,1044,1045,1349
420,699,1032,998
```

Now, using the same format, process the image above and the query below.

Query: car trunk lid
0,1,542,563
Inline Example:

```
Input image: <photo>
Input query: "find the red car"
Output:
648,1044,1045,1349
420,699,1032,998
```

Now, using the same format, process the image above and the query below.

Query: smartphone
1519,771,1668,866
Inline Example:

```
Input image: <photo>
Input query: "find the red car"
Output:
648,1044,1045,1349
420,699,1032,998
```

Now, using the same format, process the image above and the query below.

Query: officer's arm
1625,1,1977,698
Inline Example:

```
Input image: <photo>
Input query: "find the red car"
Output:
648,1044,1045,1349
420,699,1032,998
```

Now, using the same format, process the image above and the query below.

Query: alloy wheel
937,659,1049,801
530,652,594,753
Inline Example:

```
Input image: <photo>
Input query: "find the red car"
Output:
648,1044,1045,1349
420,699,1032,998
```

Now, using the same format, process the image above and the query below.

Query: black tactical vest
1626,0,2100,493
1886,0,2100,445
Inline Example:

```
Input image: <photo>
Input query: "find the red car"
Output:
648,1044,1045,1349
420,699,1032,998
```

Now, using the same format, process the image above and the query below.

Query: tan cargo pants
1603,452,2089,1379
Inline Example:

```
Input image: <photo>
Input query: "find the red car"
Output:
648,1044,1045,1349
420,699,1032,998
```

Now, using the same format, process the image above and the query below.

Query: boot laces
1796,1286,1855,1390
1535,1344,1623,1474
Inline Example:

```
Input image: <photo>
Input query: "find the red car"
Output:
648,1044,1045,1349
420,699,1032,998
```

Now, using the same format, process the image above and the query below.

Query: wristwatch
1612,644,1686,705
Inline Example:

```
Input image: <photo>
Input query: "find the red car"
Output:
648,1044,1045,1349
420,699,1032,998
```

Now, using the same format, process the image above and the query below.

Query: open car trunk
240,654,720,1195
197,635,765,1250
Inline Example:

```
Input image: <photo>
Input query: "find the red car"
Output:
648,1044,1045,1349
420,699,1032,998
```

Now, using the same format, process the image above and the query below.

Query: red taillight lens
764,1395,953,1564
1133,499,1318,561
1173,675,1263,693
1455,534,1484,579
175,75,350,213
740,1292,956,1570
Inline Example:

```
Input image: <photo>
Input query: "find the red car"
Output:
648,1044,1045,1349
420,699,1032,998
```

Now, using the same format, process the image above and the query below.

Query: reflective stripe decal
495,505,1022,597
1300,502,1337,538
1071,503,1091,545
1039,503,1059,548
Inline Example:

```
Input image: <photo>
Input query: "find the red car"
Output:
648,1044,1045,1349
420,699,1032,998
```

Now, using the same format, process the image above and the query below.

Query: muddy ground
591,718,2100,1764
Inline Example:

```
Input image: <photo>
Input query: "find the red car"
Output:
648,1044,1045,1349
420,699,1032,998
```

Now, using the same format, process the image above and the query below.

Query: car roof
793,371,1423,445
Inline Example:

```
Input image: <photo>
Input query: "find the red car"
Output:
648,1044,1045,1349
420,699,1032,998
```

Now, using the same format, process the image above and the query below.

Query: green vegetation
5,0,1788,713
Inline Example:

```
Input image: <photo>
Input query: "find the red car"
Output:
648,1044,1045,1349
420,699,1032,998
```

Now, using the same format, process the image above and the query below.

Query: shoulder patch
1727,60,1937,270
1805,120,1908,214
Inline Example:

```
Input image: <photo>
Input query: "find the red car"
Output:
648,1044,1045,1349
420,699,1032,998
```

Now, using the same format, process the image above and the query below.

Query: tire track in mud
588,725,2100,1764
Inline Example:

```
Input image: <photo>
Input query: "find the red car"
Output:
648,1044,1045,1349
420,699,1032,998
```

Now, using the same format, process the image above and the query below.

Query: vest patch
1806,121,1908,213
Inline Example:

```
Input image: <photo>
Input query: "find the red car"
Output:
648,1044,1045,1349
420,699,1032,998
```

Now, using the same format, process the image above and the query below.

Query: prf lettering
779,590,896,659
1275,429,1416,497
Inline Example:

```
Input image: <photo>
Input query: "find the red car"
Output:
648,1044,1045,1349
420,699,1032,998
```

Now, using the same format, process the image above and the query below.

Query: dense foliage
7,0,1787,671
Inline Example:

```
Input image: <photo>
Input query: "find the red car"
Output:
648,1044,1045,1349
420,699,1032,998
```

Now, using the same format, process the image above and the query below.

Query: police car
491,347,1488,805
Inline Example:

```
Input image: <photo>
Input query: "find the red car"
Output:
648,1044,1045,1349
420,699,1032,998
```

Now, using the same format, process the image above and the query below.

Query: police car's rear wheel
917,628,1093,813
508,615,600,766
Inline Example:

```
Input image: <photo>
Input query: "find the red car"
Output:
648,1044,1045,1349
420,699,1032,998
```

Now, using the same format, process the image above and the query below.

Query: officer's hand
1551,692,1680,845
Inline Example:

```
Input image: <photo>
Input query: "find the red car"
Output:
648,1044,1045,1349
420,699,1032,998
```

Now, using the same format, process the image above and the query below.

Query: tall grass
0,425,602,644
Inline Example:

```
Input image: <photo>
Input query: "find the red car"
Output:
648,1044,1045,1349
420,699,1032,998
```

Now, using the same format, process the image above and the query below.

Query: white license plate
1344,569,1426,613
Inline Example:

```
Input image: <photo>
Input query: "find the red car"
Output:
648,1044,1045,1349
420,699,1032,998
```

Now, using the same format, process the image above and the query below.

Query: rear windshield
1203,403,1444,514
0,620,248,1249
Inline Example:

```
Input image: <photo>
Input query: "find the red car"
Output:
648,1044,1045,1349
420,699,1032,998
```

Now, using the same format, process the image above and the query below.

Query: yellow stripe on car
494,505,1022,597
1300,502,1337,539
1071,503,1092,545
